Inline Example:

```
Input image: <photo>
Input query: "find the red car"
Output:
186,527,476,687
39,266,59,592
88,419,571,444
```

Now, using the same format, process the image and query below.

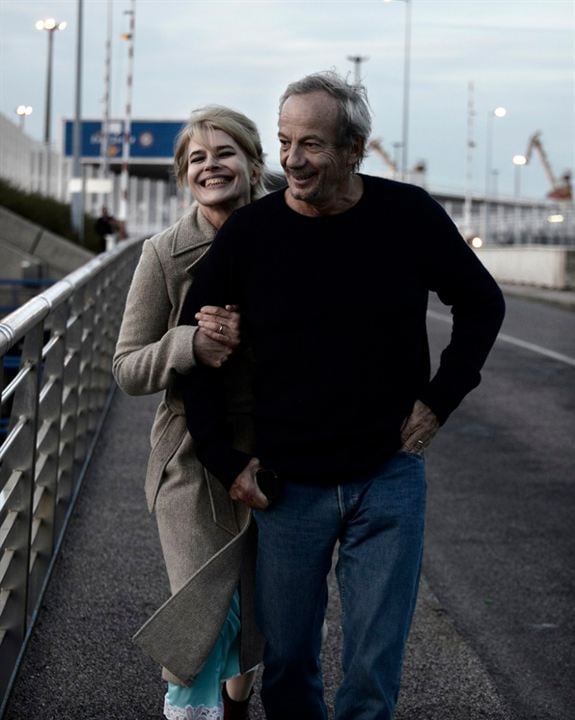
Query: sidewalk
5,390,513,719
499,282,575,311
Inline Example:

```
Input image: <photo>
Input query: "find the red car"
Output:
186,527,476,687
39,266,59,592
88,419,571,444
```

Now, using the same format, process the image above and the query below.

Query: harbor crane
368,138,426,181
525,131,572,201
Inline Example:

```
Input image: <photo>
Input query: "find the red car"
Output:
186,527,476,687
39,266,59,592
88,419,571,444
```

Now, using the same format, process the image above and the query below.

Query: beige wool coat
113,205,263,685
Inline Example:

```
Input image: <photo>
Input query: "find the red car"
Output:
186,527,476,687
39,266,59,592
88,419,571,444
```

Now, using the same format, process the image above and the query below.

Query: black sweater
178,175,505,488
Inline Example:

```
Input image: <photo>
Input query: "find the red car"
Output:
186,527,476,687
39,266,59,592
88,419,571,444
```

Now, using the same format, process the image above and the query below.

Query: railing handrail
0,239,142,355
0,235,144,715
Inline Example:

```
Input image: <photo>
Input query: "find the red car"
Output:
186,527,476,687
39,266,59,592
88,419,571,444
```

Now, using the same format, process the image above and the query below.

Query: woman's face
186,129,256,211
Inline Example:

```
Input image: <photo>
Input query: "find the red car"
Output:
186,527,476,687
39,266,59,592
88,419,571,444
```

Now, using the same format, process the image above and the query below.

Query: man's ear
348,138,364,170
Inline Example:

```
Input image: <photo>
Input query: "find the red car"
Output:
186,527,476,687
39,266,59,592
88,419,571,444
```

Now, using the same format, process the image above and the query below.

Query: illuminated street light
383,0,411,180
15,105,33,130
512,154,527,198
482,105,507,244
36,17,66,194
485,106,507,198
36,18,66,144
548,214,564,224
471,236,483,249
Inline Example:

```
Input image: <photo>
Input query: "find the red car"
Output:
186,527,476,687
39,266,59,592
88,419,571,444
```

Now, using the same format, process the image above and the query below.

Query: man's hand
400,400,440,454
229,457,270,510
193,305,240,368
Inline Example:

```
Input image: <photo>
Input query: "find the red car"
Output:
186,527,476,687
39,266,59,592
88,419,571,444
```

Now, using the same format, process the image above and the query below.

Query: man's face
278,91,357,209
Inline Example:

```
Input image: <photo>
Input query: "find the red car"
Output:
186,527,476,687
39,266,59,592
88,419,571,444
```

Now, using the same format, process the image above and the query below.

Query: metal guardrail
0,278,57,317
0,238,144,714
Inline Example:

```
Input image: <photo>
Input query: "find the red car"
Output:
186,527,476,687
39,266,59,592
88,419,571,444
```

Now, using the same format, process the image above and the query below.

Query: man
179,71,505,720
94,205,118,252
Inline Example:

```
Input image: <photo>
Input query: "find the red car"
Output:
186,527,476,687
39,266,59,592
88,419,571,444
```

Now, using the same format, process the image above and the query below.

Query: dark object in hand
256,468,282,505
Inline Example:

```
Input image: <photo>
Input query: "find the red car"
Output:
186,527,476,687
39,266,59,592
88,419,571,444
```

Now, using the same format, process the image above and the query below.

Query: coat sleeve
113,239,198,396
417,190,506,423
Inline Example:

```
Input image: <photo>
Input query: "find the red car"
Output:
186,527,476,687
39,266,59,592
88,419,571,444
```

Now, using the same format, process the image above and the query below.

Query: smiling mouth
289,174,315,183
203,177,232,187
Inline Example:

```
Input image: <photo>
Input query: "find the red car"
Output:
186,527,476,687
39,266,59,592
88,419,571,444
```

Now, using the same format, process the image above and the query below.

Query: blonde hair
174,105,267,199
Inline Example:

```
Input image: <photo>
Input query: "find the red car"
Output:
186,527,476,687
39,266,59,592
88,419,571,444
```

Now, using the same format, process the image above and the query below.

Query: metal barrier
0,278,57,317
0,238,144,714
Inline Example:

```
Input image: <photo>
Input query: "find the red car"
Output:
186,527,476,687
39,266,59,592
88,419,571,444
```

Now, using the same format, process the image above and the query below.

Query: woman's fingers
200,327,238,347
195,306,241,344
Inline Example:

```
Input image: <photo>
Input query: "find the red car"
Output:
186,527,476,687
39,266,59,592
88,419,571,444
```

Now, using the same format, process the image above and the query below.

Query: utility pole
118,0,135,239
70,0,84,242
463,81,475,240
100,0,113,211
346,55,369,87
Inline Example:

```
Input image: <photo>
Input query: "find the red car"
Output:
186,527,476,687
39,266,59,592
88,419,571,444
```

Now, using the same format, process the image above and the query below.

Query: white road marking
427,309,575,368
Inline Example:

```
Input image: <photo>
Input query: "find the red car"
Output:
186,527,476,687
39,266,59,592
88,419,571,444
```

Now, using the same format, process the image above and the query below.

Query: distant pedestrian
178,71,506,720
94,206,118,252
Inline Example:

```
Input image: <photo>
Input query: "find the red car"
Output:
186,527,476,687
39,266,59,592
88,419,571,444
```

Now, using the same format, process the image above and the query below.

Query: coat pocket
145,414,187,512
204,467,240,536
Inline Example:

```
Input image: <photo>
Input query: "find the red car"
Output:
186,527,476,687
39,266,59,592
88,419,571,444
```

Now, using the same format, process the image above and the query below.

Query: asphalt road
423,292,575,720
4,289,574,719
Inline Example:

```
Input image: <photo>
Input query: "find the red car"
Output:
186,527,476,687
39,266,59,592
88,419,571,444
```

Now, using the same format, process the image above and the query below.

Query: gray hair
279,71,372,171
174,104,269,200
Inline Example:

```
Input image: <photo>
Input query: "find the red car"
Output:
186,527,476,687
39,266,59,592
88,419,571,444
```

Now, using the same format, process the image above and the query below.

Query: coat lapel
170,205,216,274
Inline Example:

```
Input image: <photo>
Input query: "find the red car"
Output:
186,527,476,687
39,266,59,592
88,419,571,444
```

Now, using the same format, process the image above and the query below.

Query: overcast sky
1,0,574,199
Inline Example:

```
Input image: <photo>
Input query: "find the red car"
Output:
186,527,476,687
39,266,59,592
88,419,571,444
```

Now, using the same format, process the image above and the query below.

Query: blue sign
63,119,186,159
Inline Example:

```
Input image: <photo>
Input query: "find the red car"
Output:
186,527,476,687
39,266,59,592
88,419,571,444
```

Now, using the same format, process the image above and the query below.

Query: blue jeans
253,451,426,720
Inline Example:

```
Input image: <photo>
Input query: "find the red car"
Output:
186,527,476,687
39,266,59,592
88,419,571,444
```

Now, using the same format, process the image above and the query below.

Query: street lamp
15,105,33,130
383,0,411,181
512,154,526,242
36,18,67,145
483,106,506,244
36,17,67,194
485,106,506,198
512,154,526,198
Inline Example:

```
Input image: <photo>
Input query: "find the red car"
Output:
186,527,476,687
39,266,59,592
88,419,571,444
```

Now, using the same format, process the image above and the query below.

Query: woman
113,105,268,720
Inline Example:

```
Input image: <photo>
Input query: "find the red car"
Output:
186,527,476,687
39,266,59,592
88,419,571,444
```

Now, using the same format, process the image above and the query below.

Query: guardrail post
27,302,69,613
0,322,43,697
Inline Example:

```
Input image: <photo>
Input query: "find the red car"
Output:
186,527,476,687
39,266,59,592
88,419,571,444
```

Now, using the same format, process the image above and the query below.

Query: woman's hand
193,304,240,368
195,304,240,345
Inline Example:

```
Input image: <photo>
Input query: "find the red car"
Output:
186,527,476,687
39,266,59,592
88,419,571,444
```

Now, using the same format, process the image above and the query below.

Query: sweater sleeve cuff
419,368,481,426
197,443,252,491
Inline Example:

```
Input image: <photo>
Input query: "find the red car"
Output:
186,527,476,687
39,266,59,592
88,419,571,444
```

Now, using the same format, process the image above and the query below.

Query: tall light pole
384,0,411,181
347,55,369,87
119,1,136,238
71,0,84,243
512,154,526,198
463,81,475,240
485,106,506,199
100,0,113,210
15,105,33,131
512,154,526,243
483,106,506,244
36,17,67,195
